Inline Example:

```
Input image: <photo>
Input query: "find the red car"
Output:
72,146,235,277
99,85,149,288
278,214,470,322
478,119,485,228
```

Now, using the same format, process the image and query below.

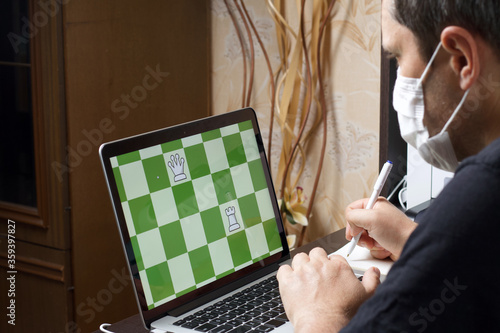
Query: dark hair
393,0,500,60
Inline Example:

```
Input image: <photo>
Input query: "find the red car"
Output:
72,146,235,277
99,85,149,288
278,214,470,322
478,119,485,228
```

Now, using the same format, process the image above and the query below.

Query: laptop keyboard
173,276,289,332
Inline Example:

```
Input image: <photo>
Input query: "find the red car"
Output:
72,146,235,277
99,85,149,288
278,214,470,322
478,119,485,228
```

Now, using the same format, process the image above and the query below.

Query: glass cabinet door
0,0,37,208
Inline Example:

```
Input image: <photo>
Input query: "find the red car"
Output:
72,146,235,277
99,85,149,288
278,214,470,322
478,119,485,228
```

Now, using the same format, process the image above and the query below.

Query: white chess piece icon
225,206,240,232
168,154,187,182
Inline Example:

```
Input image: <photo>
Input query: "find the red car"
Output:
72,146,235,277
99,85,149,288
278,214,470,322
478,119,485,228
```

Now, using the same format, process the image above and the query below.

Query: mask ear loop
440,89,471,134
415,41,470,135
417,41,443,86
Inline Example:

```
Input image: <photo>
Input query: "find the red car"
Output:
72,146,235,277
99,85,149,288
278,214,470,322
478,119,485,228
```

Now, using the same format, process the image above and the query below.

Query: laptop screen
103,112,286,315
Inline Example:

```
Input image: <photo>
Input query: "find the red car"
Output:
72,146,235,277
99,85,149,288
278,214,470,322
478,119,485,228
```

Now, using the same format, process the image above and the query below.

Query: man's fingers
346,223,365,239
361,267,381,295
346,209,371,229
345,198,386,241
346,197,388,230
373,241,385,250
370,248,392,260
358,231,377,249
291,252,310,270
276,264,292,282
345,198,371,212
309,247,328,259
345,224,353,241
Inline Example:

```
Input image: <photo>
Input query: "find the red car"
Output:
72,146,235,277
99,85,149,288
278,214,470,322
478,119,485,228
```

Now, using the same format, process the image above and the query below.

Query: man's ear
441,26,480,91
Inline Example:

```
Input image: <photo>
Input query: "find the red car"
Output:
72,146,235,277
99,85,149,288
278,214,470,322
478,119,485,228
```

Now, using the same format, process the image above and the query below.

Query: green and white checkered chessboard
110,120,283,309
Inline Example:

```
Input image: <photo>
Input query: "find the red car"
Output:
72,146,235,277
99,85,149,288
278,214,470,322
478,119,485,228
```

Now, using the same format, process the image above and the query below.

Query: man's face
381,0,463,140
381,1,426,78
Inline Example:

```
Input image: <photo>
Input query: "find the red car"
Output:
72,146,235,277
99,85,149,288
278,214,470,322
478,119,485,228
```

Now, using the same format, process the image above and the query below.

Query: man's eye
385,52,396,60
385,53,399,67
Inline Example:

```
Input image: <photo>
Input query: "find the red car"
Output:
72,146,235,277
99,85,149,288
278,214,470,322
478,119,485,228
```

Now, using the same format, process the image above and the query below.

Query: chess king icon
168,154,187,182
225,206,240,232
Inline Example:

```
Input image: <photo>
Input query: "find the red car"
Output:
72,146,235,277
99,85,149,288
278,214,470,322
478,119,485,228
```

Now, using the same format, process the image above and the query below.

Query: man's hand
277,248,381,333
345,198,417,260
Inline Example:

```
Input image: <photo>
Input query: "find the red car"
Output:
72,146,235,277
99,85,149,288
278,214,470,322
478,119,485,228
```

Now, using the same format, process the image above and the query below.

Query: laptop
99,108,294,332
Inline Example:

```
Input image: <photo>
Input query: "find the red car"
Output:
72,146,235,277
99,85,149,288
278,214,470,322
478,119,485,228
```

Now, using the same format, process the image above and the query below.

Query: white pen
346,160,393,257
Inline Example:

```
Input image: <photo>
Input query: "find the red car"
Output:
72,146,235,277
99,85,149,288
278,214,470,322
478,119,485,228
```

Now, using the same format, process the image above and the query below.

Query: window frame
0,0,69,248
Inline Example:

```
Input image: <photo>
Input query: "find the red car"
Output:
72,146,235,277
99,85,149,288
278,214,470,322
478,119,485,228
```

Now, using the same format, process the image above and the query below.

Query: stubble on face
420,57,463,138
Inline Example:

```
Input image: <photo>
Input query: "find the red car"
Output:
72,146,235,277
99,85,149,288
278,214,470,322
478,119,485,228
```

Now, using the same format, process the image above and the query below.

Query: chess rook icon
168,154,187,182
225,206,240,232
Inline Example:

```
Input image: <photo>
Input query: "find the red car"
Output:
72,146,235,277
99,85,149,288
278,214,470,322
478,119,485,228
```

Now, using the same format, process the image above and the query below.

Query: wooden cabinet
0,1,210,332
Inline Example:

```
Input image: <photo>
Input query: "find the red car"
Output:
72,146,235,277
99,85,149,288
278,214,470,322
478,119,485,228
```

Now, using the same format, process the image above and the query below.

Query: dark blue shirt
342,137,500,332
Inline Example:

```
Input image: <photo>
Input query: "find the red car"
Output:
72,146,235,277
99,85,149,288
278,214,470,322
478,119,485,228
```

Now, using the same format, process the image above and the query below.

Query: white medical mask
393,42,470,172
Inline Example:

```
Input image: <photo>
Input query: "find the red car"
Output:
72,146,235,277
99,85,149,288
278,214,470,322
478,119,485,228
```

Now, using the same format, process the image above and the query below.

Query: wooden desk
92,229,348,333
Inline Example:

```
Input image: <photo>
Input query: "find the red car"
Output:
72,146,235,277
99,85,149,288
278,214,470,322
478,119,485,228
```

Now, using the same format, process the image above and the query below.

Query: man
277,0,500,331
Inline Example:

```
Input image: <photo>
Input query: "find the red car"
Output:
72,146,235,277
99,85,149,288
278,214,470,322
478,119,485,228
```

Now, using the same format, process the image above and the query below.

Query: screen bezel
99,108,289,328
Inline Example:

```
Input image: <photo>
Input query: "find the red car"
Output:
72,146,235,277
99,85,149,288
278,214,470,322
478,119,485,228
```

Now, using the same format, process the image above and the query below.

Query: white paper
329,243,394,281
